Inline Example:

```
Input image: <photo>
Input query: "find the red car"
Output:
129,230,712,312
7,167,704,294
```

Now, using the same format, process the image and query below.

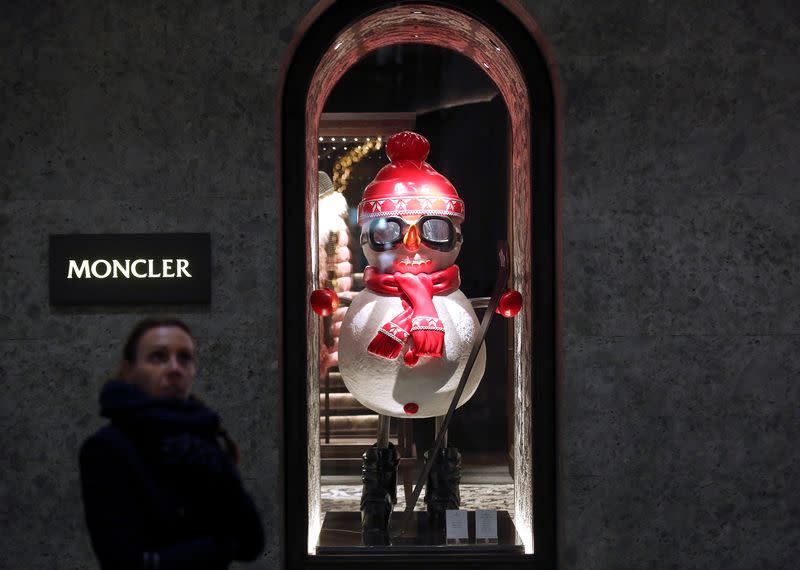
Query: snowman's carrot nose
403,224,421,251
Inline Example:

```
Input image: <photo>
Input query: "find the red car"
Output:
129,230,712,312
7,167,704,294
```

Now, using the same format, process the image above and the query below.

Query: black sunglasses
364,216,461,252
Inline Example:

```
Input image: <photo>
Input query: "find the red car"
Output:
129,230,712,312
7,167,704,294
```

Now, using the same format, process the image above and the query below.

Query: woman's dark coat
80,380,265,569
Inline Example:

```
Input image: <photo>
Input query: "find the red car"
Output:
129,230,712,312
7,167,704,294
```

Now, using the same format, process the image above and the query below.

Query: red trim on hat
357,195,465,224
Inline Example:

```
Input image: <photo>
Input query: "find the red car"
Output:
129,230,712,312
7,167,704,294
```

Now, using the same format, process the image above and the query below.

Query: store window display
280,1,560,564
312,131,520,545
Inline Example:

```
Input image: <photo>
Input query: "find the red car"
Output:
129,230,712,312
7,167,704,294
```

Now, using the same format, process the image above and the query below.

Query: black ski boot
423,444,462,531
360,442,400,545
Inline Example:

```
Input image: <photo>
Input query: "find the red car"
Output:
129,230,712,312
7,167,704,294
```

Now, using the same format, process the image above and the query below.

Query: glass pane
315,43,518,551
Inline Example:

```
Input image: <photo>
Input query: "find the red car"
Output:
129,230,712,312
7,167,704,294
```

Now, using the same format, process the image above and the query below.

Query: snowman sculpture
311,131,520,544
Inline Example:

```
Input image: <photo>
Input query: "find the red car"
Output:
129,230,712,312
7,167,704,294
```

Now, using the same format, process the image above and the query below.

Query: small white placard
475,510,498,541
445,509,469,540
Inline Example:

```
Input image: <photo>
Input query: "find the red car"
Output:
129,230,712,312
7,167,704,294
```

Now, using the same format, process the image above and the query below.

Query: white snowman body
339,288,485,418
333,130,487,420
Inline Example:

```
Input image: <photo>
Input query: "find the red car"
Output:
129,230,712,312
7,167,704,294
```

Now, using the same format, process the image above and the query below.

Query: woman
80,317,265,569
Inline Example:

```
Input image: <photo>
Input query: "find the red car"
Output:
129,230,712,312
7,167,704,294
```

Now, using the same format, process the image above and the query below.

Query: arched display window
279,2,561,568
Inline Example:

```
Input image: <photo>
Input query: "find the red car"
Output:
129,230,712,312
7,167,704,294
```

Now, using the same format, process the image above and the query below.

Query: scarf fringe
410,329,444,358
367,333,404,360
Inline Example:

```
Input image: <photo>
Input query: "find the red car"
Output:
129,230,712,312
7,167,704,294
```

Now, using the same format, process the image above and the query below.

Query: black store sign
50,233,211,305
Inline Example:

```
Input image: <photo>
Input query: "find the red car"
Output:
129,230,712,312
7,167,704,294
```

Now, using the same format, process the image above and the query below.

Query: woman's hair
189,393,241,465
120,317,241,464
122,316,193,363
216,425,241,465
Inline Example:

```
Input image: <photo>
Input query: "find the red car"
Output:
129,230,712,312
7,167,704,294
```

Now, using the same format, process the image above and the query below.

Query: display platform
317,510,524,554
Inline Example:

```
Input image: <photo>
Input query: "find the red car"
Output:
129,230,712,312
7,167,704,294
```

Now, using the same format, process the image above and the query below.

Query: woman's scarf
100,380,219,436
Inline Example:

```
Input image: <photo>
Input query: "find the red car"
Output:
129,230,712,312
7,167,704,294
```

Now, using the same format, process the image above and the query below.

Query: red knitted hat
357,131,465,225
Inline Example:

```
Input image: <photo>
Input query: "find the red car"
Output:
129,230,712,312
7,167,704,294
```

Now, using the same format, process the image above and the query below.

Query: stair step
319,392,372,415
319,414,380,435
322,442,407,458
322,443,373,459
320,457,362,476
321,371,347,392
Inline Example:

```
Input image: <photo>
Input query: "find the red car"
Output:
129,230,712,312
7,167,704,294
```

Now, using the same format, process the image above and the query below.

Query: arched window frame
278,1,562,567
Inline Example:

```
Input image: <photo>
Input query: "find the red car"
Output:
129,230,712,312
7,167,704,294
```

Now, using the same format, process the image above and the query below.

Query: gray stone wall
2,1,316,568
1,1,797,569
525,1,800,568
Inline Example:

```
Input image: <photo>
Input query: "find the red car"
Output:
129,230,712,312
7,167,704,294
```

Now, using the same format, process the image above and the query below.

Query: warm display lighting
331,137,383,194
304,1,540,556
307,493,322,555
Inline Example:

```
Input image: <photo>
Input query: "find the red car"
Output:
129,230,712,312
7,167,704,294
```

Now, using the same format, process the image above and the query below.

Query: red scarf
364,265,460,366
